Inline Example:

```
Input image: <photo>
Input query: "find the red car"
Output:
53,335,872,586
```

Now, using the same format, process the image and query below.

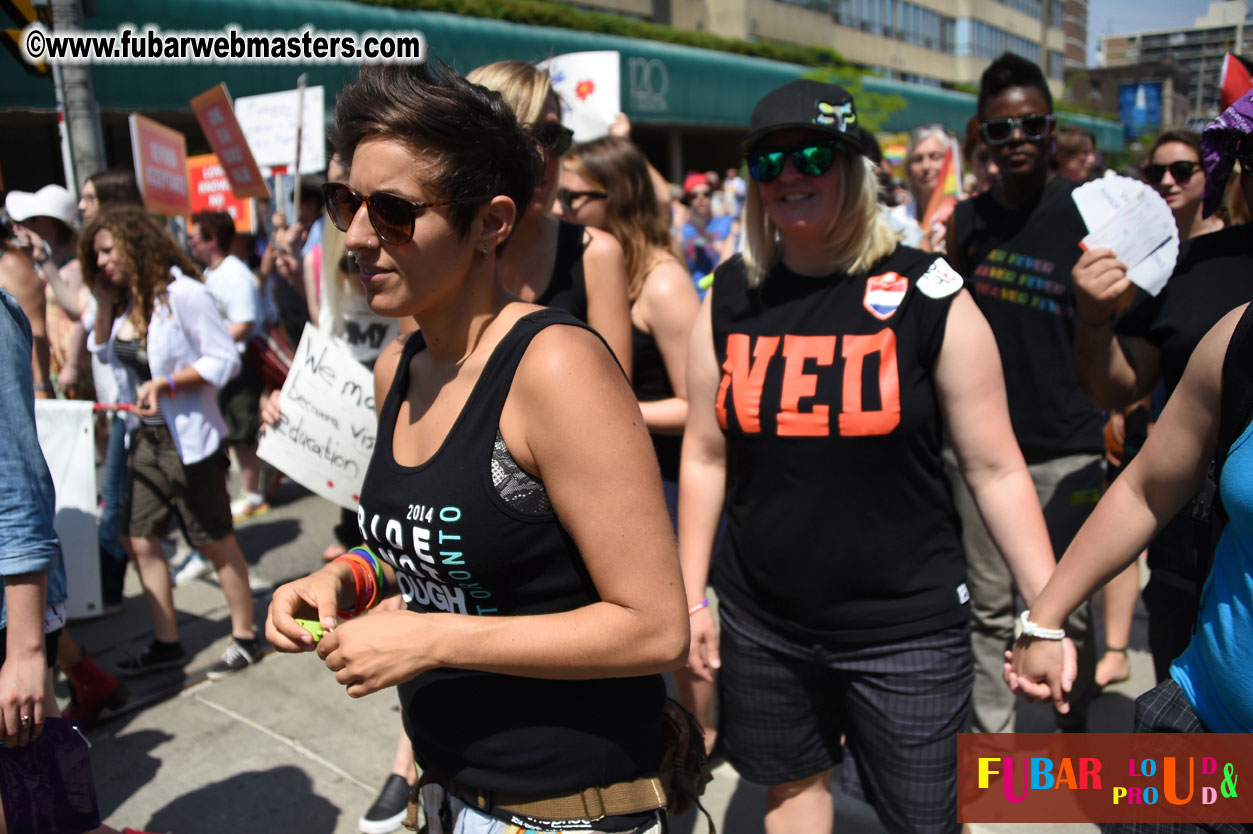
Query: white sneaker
172,551,211,586
230,494,270,521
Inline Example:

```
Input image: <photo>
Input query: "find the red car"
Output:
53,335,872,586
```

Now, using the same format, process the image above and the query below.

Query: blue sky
1087,0,1227,64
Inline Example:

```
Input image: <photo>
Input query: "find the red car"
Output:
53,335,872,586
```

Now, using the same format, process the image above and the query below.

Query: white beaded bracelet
1019,610,1065,641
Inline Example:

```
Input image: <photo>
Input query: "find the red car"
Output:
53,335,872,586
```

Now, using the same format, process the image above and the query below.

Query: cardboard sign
257,324,375,510
235,86,326,173
190,84,269,200
541,51,621,142
187,154,255,234
128,114,190,216
34,400,103,619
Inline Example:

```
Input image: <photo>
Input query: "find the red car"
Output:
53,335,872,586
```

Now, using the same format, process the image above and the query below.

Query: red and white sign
128,114,191,216
187,154,255,234
190,84,269,200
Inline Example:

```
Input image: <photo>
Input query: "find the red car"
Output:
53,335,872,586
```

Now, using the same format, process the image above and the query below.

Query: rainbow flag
922,141,962,228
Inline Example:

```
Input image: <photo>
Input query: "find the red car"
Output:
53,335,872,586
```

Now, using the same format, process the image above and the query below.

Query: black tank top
631,324,680,482
536,221,589,321
356,307,665,795
950,177,1104,457
709,249,969,643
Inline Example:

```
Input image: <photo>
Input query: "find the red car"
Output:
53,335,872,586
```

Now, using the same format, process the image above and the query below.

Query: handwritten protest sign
235,86,326,174
257,324,375,510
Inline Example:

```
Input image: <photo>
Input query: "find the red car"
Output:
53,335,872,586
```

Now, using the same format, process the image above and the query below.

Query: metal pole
291,73,307,224
50,0,105,194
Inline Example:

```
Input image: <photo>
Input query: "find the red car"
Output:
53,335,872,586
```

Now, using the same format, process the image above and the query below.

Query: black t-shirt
536,221,589,321
1116,224,1253,399
709,248,969,643
951,177,1104,456
356,308,665,796
1115,223,1253,583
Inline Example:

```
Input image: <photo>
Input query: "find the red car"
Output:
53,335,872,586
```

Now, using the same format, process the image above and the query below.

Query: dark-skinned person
679,78,1063,834
265,62,688,834
945,52,1104,734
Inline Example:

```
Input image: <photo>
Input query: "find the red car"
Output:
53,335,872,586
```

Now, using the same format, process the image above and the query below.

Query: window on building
1049,0,1064,25
1047,49,1063,78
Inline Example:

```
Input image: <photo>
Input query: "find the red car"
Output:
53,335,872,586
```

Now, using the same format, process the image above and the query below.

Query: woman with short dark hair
266,62,687,834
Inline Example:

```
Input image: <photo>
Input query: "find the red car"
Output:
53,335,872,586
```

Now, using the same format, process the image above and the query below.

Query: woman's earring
480,246,490,260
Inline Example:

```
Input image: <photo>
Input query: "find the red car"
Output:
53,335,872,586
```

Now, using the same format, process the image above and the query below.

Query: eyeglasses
322,182,469,246
682,189,714,205
979,114,1055,145
534,122,574,158
556,187,607,214
1143,160,1200,185
745,141,838,183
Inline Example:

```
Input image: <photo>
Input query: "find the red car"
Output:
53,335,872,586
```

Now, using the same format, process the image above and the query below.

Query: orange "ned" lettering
715,334,779,433
778,335,836,436
839,330,900,436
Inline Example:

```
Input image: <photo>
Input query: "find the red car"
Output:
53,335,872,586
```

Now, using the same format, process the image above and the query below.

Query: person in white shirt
189,211,269,521
84,205,261,678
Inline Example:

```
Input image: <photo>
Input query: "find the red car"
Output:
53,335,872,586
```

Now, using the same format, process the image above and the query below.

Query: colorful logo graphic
958,733,1251,824
575,79,595,101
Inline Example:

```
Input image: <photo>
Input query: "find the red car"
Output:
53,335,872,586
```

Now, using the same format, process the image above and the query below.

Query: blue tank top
1171,417,1253,731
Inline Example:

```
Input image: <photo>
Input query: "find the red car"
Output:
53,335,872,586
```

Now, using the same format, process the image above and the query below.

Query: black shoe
116,639,188,677
206,637,260,679
358,773,412,834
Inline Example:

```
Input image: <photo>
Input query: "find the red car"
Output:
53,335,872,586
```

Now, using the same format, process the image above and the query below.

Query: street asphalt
62,476,1155,834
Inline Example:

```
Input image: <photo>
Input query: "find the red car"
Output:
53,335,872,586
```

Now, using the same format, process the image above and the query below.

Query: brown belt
416,767,667,823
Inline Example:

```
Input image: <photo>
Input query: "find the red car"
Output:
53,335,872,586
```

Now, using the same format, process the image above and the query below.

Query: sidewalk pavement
64,480,1154,833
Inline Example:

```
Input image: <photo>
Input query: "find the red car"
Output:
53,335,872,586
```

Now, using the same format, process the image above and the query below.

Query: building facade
1099,0,1252,120
556,0,1080,95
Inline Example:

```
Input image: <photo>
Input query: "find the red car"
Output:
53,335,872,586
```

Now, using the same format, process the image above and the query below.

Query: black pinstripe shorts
716,599,971,834
1100,680,1253,834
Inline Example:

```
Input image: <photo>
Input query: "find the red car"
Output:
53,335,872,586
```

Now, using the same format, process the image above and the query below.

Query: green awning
3,0,1121,149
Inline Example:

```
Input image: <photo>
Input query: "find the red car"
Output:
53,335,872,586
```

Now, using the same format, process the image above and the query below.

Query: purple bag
0,718,101,834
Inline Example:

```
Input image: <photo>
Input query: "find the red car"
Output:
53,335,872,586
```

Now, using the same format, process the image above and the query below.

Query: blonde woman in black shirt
680,78,1062,834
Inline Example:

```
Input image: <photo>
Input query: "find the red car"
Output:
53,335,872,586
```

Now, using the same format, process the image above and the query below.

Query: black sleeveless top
536,221,589,321
709,249,969,643
356,307,666,796
950,177,1103,457
631,324,680,482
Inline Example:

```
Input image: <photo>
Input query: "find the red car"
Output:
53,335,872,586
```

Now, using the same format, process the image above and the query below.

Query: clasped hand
1003,635,1079,714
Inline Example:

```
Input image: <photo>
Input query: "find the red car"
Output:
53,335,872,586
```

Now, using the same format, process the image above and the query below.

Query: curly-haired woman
82,205,260,679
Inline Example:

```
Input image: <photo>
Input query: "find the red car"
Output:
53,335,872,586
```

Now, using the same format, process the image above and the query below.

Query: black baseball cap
743,79,866,156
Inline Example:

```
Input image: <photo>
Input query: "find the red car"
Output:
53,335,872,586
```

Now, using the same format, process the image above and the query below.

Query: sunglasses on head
1143,160,1200,185
322,182,470,246
556,187,607,214
745,141,838,183
534,122,574,158
979,114,1055,145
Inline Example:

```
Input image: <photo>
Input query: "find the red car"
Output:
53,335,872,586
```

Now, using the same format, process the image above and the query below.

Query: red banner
187,154,255,234
958,733,1253,824
190,84,269,200
128,114,190,217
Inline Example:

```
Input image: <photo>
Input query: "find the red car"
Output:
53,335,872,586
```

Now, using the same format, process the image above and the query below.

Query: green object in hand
295,618,324,642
